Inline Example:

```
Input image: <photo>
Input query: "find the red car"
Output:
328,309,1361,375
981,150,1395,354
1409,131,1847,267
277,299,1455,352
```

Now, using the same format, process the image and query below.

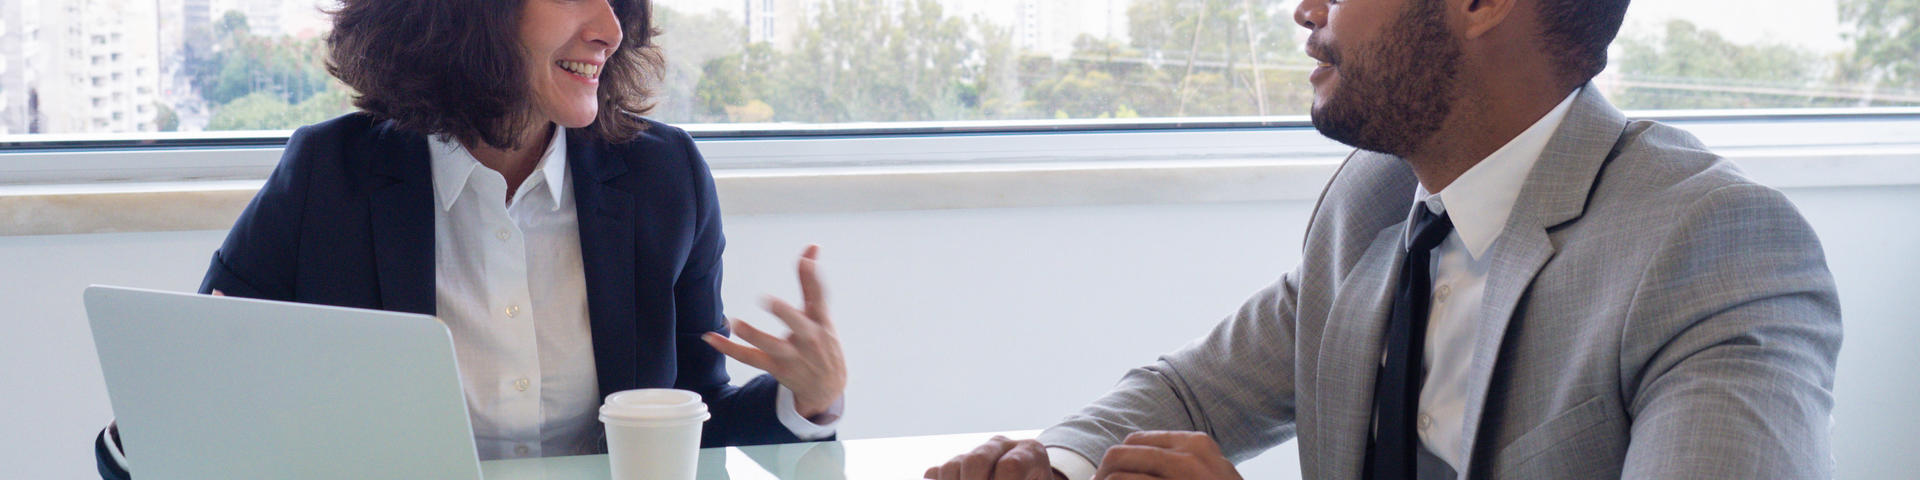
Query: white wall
4,184,1914,479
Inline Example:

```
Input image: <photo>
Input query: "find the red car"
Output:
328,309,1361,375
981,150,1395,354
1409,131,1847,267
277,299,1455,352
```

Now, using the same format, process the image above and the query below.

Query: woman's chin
554,111,598,129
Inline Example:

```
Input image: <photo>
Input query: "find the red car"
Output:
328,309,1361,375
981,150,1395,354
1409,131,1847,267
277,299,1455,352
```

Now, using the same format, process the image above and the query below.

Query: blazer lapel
567,131,639,395
1316,222,1410,480
365,122,435,316
1454,85,1630,476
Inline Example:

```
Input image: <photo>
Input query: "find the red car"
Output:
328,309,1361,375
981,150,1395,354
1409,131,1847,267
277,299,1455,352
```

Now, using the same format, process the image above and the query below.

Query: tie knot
1409,207,1454,253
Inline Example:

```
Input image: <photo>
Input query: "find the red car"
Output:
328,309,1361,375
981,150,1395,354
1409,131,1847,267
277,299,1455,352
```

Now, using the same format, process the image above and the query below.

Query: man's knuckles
961,452,997,473
994,454,1038,475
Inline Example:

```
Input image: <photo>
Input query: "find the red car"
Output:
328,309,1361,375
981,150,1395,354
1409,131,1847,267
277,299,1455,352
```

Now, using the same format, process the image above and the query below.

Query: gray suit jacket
1037,87,1842,479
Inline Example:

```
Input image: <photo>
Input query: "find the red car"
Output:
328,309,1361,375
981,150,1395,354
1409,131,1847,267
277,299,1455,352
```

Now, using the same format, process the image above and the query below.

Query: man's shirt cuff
775,385,842,440
1047,446,1096,480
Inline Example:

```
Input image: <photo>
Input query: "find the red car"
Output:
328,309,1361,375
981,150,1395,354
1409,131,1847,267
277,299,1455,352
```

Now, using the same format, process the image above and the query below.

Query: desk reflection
481,431,1065,479
480,436,856,480
479,430,1299,479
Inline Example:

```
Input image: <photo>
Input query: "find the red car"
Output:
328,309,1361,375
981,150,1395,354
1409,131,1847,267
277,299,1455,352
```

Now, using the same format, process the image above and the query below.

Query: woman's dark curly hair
326,0,665,150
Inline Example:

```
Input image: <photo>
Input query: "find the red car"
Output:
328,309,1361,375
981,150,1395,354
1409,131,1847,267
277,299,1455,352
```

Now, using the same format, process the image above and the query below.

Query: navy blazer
98,113,805,479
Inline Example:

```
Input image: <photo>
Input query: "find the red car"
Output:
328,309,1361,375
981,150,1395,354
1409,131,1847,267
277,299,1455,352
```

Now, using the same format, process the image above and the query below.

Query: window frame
1,108,1918,186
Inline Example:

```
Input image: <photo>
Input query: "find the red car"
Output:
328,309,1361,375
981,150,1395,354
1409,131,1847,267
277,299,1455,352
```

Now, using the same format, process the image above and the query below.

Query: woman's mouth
557,60,601,82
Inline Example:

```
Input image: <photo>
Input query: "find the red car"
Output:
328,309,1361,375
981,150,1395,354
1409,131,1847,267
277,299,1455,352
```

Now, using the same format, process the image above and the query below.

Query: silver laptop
85,285,483,480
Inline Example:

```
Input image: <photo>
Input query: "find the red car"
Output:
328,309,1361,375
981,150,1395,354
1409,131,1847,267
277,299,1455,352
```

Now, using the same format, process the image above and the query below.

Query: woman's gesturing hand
702,245,847,419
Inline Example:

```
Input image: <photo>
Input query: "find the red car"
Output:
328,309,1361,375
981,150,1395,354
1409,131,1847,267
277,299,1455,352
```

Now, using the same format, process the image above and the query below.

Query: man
926,0,1841,478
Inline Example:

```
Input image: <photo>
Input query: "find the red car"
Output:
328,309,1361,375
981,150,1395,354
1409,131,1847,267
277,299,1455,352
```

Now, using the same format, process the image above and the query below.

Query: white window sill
2,116,1918,236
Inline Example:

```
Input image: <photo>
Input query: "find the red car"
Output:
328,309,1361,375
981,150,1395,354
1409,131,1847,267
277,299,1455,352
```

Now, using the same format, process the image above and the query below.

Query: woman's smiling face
519,0,624,129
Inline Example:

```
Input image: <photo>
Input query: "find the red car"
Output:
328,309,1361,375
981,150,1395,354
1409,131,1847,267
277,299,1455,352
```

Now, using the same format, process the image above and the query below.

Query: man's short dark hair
326,0,665,150
1535,0,1631,87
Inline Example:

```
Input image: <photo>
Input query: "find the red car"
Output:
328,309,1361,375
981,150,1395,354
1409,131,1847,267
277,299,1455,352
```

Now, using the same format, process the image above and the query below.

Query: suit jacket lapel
1316,221,1410,480
567,131,638,395
365,121,435,316
1454,85,1630,475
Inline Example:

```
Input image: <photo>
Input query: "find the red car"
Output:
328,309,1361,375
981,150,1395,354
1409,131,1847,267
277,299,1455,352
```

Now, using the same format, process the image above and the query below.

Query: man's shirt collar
1409,88,1581,257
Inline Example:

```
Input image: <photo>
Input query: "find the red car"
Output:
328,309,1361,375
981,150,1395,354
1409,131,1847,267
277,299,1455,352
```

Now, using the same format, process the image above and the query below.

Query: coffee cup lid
599,389,710,426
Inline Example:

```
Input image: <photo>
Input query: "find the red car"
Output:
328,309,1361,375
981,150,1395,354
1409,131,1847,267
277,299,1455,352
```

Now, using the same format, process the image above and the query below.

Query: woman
95,0,846,476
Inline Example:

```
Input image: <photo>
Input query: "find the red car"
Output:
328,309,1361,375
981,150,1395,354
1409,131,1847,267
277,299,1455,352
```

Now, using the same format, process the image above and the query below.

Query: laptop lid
85,285,482,480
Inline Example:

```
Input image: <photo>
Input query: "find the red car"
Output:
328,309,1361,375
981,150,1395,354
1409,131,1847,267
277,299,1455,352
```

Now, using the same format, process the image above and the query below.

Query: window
0,0,1913,141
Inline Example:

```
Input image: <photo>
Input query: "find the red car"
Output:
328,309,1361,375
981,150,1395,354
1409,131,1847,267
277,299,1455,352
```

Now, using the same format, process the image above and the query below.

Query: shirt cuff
1047,446,1096,480
775,385,842,440
104,423,130,471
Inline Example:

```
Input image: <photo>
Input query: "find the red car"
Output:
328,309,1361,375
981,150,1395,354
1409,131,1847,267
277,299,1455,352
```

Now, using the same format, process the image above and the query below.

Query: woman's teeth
558,61,600,78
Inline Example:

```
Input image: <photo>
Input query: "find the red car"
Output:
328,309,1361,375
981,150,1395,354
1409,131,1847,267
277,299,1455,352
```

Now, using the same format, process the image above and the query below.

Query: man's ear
1459,0,1520,39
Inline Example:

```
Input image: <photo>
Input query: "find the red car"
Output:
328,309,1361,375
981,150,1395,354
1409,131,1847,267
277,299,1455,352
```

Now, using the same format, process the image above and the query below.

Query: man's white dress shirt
428,126,838,461
1046,89,1580,479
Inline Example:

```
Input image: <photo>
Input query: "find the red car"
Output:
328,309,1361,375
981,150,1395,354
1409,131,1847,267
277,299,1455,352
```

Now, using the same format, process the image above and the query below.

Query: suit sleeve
1037,268,1303,466
1619,184,1842,479
664,127,810,447
197,124,317,299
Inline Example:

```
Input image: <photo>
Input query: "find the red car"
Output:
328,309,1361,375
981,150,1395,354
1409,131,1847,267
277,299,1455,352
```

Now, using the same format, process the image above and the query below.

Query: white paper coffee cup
600,389,711,480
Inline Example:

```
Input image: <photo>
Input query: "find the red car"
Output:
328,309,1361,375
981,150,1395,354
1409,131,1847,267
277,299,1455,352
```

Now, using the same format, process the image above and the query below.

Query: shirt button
505,304,520,318
1418,413,1434,431
496,229,511,241
1435,284,1452,302
514,445,530,456
514,378,530,392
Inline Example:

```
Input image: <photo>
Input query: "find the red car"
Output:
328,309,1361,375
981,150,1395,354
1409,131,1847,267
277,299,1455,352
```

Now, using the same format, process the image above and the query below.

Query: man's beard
1309,1,1462,157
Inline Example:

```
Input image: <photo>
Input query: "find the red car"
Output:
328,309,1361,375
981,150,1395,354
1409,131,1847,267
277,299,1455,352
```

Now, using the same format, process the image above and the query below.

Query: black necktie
1366,206,1454,480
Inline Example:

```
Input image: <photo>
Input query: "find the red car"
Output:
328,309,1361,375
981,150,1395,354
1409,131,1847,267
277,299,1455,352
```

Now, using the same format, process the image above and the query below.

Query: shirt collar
1408,88,1581,257
429,126,569,212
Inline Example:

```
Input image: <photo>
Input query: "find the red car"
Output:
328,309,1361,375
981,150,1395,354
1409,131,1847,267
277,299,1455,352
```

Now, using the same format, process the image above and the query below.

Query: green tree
153,102,179,132
201,36,334,106
778,0,983,122
971,22,1024,119
1840,0,1920,94
1611,19,1836,109
652,6,748,123
187,12,337,109
1022,0,1304,119
695,43,781,122
207,88,352,131
683,0,1305,123
692,0,1010,123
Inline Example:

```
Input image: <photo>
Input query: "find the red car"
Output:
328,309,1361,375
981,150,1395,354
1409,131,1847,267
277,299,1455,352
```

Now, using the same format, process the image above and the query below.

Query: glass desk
480,430,1039,480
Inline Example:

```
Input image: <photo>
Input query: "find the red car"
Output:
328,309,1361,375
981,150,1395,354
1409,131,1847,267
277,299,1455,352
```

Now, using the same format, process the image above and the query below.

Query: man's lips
1305,45,1336,67
1305,44,1336,84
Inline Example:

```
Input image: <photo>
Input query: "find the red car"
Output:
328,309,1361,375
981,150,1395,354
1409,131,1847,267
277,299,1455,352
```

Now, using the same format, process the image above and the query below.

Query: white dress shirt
428,126,838,461
1045,89,1581,479
1404,88,1579,473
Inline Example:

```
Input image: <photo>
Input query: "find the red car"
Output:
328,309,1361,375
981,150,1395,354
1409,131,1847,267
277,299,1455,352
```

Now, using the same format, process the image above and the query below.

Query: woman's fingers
728,318,796,356
701,332,775,371
797,245,830,327
763,296,820,338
